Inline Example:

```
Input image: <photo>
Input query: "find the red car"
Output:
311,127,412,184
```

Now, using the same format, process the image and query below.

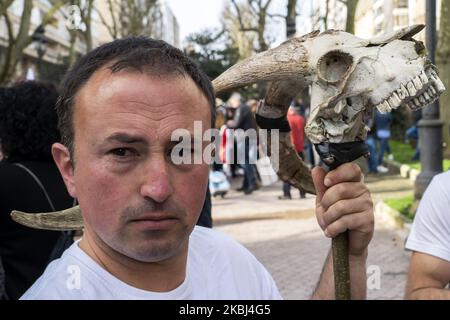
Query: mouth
130,214,179,230
376,66,446,113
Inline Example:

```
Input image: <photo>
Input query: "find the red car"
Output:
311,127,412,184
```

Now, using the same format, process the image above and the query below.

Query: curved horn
11,205,83,231
213,32,318,94
212,34,317,195
258,80,316,195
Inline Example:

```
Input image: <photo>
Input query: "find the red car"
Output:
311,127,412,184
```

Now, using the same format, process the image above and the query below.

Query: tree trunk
68,30,78,68
0,0,68,85
437,0,450,156
345,0,359,34
0,0,32,85
84,0,93,52
0,0,14,17
286,0,297,38
258,7,268,51
324,0,329,30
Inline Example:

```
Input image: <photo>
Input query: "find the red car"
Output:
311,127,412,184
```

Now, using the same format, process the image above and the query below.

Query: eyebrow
105,133,148,145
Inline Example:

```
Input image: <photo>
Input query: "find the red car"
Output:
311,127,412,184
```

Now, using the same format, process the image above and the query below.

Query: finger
320,182,370,211
312,166,327,205
324,162,362,188
321,192,373,228
324,210,374,238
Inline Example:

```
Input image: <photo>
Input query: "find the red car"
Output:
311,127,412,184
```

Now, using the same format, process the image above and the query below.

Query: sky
165,0,226,45
165,0,315,48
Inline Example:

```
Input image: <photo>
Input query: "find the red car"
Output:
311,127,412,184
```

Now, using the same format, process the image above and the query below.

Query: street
213,174,412,299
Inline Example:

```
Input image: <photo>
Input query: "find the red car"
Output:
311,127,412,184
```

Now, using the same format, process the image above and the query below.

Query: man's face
65,68,210,262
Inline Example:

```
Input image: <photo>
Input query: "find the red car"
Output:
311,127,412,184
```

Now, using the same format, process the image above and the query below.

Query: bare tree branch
231,0,252,32
3,12,14,44
0,0,70,84
262,0,273,11
108,0,119,38
94,2,116,39
0,0,14,17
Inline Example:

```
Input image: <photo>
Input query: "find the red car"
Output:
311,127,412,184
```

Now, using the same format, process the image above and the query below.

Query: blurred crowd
212,92,317,200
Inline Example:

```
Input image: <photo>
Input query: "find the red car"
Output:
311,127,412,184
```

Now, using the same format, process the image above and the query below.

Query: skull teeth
419,71,428,84
389,93,401,108
413,77,423,90
430,86,437,95
407,82,417,96
376,68,445,114
398,84,409,99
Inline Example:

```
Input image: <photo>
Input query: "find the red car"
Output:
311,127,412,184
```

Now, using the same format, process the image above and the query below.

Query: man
374,109,391,174
226,93,259,195
405,171,450,299
21,37,374,299
279,103,306,200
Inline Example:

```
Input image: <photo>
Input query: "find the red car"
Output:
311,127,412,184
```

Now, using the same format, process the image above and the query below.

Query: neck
79,227,188,292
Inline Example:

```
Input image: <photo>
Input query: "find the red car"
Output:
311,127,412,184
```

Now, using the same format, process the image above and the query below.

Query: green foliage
389,140,417,165
185,28,268,101
389,140,450,171
390,108,412,140
385,194,415,221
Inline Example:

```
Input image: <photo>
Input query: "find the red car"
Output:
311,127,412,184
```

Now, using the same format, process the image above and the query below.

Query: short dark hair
0,81,60,161
57,36,215,156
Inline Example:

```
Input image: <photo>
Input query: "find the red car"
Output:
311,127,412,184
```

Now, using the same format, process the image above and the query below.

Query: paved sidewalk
212,174,413,299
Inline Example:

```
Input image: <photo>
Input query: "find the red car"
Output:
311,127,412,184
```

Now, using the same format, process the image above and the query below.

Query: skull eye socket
317,51,354,83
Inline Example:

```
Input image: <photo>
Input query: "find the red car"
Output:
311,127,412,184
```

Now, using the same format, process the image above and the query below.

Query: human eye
108,147,139,160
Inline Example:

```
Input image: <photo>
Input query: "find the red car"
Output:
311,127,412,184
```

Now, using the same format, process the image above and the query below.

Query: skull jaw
305,64,446,145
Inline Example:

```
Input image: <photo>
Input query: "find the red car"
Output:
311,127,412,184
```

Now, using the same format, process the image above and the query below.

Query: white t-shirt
405,170,450,262
21,226,282,300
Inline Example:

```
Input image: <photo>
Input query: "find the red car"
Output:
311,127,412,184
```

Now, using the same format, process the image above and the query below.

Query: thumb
311,166,327,204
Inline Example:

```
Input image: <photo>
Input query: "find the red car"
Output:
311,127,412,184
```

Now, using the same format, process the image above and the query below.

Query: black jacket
227,104,257,131
0,159,73,299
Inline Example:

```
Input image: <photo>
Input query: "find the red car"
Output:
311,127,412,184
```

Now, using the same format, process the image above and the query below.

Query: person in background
223,104,238,178
247,99,259,114
279,103,306,200
0,81,75,300
374,109,391,173
226,93,258,195
246,99,261,187
365,113,379,175
405,110,422,161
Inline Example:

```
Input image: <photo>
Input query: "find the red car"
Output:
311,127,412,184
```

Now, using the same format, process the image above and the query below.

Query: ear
52,143,77,198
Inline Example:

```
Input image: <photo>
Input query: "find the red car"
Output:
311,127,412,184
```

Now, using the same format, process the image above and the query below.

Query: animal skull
305,26,445,144
214,25,445,145
212,24,445,194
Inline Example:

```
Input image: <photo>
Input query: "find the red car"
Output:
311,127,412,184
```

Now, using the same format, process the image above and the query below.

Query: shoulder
406,171,450,261
429,170,450,187
20,243,96,300
190,227,263,272
420,170,450,205
190,226,251,257
189,227,282,299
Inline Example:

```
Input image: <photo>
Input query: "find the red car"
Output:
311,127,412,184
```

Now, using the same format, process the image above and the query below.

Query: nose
140,155,174,203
